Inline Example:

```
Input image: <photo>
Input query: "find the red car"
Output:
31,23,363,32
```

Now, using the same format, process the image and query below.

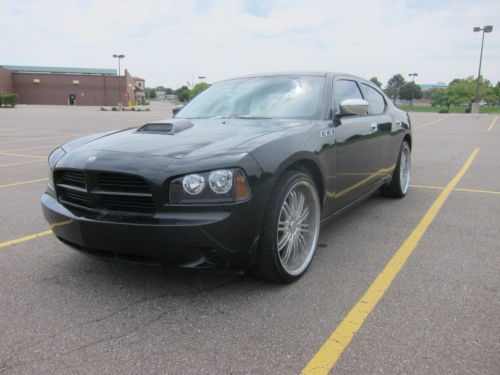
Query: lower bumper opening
57,236,223,268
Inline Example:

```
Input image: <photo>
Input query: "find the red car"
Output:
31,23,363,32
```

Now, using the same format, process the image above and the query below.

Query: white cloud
1,0,498,87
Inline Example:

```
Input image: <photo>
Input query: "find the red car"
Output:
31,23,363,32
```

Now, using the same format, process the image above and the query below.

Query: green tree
369,77,382,88
399,82,422,101
145,87,156,99
175,85,191,102
431,89,453,110
384,74,406,103
189,82,209,99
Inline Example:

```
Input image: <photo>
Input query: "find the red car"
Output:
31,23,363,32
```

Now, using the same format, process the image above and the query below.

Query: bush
438,109,449,113
0,93,19,108
111,107,117,111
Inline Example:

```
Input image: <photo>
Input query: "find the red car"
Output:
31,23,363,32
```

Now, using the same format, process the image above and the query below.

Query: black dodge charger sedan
42,72,411,282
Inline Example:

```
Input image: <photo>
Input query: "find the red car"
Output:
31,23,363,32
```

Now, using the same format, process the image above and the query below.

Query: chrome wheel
400,143,411,194
277,180,320,276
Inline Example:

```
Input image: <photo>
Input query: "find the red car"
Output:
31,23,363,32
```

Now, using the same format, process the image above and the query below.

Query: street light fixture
113,54,125,107
198,76,206,82
408,73,418,109
473,25,493,106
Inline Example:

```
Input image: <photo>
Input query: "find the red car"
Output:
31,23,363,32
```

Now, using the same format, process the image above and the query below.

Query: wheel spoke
299,224,309,233
289,190,298,212
278,232,291,251
297,192,305,217
281,239,293,264
298,233,306,250
278,220,289,232
282,202,292,219
298,206,309,224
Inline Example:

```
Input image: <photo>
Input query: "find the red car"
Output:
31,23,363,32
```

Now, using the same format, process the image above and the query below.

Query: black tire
382,141,411,198
252,170,320,283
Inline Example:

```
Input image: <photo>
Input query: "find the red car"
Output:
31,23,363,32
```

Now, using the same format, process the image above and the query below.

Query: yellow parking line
487,116,497,132
301,149,479,375
0,159,45,168
410,184,444,190
0,230,52,249
0,133,86,146
1,145,56,153
411,184,500,195
0,220,72,249
456,187,500,195
0,178,48,189
414,115,448,130
0,152,45,159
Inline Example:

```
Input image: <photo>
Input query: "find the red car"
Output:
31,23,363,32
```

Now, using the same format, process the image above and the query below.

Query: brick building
0,65,146,106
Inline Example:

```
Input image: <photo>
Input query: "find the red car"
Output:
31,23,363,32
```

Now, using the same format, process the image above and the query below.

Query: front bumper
41,193,262,269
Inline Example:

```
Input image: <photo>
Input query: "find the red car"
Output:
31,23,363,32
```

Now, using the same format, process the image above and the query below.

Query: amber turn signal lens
235,169,251,200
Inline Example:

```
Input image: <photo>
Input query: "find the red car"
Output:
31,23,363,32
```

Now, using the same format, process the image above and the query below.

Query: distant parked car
42,72,412,282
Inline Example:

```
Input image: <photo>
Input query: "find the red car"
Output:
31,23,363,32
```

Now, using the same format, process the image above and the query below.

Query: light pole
113,54,125,107
198,76,206,83
408,73,418,109
473,26,493,106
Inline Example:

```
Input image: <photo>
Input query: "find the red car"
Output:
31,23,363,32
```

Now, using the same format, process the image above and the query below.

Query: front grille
97,173,150,193
59,187,92,207
59,170,86,189
55,170,155,214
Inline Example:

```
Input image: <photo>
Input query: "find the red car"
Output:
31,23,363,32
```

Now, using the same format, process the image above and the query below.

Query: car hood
65,118,309,159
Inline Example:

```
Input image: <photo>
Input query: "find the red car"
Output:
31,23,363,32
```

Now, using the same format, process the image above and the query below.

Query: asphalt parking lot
0,104,499,375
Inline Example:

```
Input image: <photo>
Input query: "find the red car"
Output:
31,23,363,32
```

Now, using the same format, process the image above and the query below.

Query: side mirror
172,106,183,116
338,99,369,116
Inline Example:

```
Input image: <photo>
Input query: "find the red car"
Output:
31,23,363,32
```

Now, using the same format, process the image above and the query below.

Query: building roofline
1,65,116,76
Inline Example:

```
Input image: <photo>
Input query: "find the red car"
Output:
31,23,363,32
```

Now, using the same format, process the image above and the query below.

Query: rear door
332,78,382,210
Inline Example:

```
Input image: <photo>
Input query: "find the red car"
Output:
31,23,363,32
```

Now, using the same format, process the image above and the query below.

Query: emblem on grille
87,156,97,163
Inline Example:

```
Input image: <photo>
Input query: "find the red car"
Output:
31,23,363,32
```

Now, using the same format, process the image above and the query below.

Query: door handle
370,122,378,132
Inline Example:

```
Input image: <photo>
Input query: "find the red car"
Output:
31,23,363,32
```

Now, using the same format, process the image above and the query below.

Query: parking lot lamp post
473,26,493,105
408,73,418,109
113,54,125,108
198,76,206,83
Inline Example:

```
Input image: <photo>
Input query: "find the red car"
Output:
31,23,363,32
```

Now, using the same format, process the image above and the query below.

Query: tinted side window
335,80,363,108
362,84,386,114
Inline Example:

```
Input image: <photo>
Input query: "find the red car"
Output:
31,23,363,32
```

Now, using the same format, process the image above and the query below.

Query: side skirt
320,178,389,227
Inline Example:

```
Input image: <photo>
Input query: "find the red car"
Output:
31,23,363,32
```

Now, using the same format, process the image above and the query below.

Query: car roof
218,71,366,83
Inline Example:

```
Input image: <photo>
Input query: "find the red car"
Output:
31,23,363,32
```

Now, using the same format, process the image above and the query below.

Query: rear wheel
253,171,321,283
382,141,411,198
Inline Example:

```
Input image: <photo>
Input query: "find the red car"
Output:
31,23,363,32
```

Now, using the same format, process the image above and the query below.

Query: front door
68,94,76,106
332,78,381,210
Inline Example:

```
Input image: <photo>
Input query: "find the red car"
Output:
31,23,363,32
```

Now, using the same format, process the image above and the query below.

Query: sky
1,0,499,88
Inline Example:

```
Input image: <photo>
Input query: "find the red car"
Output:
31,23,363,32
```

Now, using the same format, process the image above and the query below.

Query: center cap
290,220,298,234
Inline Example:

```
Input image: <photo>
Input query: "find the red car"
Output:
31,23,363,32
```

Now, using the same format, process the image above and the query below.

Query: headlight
170,168,251,203
209,170,233,194
47,147,65,187
182,174,205,195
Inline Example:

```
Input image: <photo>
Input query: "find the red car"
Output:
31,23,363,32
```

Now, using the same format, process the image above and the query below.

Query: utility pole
472,26,493,113
113,54,125,108
408,73,418,109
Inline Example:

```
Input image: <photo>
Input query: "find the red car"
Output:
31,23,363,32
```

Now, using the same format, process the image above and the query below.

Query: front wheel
252,171,321,283
382,141,411,198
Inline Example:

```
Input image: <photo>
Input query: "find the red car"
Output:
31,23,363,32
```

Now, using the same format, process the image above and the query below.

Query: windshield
176,76,325,120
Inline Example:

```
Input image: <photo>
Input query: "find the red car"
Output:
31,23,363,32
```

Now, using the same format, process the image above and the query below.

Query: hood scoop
137,119,194,134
